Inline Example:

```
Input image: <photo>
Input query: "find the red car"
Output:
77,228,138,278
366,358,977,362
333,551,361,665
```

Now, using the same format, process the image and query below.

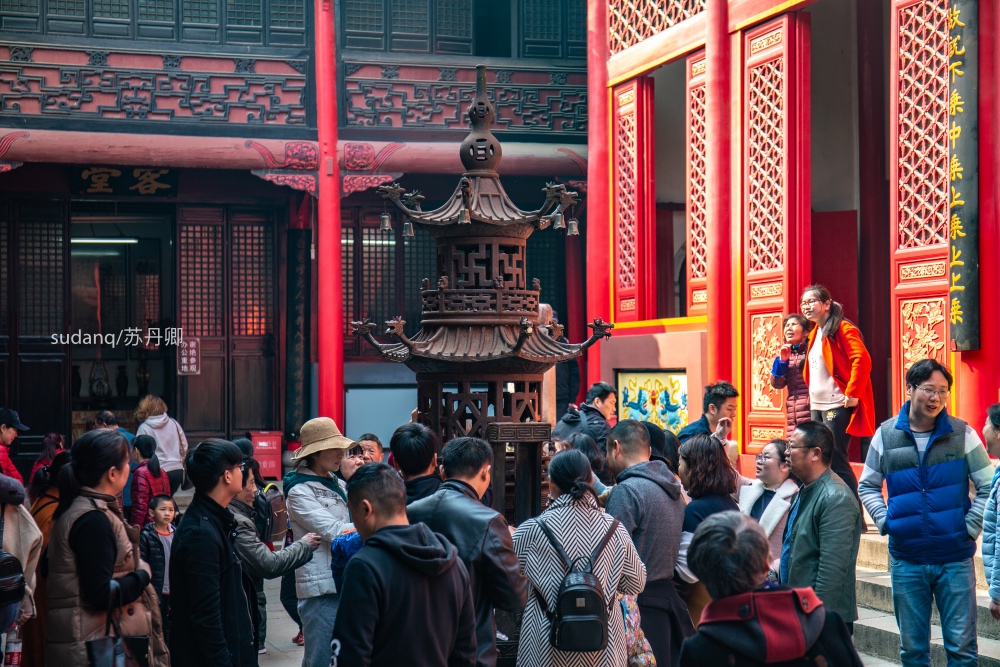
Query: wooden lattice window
520,0,586,59
0,0,306,45
231,222,274,336
525,231,567,326
179,224,224,337
746,56,786,273
0,216,7,336
608,0,705,56
18,220,64,337
402,231,437,333
342,225,355,341
895,0,949,249
342,0,472,54
361,224,398,331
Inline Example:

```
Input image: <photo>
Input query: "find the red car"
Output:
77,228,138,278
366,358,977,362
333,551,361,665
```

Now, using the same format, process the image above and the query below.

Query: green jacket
784,468,862,622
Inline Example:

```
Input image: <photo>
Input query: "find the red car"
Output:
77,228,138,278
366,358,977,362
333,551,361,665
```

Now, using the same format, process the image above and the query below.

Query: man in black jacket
390,423,443,503
170,439,257,667
552,381,617,448
407,437,527,667
332,463,477,667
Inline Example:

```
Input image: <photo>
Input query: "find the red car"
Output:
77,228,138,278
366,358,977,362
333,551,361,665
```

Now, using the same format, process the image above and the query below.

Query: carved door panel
229,209,278,434
177,207,229,441
611,77,655,322
0,202,71,467
741,14,811,453
177,206,278,440
686,50,708,315
889,0,950,409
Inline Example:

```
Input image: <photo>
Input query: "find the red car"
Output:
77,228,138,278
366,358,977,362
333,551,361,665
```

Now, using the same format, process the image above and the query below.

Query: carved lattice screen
608,0,706,56
741,15,811,452
889,0,950,408
686,51,708,314
612,78,653,321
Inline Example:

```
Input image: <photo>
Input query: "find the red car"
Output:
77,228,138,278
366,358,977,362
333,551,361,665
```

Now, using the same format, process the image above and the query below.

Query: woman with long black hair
799,284,875,502
45,429,168,666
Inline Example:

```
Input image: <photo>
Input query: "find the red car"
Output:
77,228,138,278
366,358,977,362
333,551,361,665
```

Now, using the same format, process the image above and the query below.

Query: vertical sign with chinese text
948,1,980,350
178,338,201,375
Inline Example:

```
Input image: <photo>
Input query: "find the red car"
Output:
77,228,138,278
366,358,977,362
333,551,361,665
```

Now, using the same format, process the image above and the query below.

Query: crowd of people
0,286,996,666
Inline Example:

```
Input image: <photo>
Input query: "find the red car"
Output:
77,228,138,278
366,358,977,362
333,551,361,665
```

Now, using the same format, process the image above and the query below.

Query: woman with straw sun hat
283,417,358,667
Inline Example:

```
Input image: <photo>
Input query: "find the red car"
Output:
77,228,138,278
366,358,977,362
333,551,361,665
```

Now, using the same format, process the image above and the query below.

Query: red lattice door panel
612,77,655,322
741,14,811,453
177,206,279,440
686,50,708,315
889,0,950,409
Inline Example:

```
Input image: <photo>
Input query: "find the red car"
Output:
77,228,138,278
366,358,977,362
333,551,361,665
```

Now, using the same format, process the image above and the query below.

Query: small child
139,494,176,642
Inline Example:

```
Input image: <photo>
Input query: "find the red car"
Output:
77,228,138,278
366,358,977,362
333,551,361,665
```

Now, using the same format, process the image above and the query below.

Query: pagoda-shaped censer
351,65,612,522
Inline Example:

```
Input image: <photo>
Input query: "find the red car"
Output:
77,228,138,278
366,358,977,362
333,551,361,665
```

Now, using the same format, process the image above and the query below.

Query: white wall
807,0,860,213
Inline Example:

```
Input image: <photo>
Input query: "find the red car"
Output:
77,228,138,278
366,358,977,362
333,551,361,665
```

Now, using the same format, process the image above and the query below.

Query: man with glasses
169,438,257,666
779,421,862,632
859,359,992,667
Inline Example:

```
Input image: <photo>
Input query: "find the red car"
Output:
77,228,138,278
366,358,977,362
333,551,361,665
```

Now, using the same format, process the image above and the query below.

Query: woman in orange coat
799,284,875,504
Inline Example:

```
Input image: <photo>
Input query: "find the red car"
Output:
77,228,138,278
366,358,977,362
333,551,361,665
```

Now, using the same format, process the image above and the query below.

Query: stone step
856,533,989,590
857,567,1000,641
854,605,1000,666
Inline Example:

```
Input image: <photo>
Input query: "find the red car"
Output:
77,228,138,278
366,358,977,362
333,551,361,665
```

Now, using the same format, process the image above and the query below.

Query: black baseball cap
0,408,28,431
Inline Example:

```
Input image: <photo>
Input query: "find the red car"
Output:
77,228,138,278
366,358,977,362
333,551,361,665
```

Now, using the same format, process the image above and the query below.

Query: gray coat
229,498,314,591
606,459,685,583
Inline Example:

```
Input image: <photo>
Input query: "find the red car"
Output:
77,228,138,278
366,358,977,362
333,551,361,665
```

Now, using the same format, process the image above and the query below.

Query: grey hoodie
606,459,684,582
136,413,188,473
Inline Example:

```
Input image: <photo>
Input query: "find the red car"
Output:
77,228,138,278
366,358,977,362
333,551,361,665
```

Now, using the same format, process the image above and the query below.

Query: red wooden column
888,0,950,411
586,0,611,387
705,0,732,384
740,15,812,452
314,0,343,423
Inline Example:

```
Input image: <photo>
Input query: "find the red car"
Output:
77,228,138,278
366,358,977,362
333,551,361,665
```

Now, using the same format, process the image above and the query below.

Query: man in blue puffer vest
859,359,992,667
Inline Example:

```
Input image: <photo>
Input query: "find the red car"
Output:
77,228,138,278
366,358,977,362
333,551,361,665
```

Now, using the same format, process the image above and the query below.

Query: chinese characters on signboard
74,167,179,197
178,338,201,376
948,1,980,350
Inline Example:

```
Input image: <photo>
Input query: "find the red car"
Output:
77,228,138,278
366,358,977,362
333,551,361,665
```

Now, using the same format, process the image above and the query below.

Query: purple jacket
771,344,809,437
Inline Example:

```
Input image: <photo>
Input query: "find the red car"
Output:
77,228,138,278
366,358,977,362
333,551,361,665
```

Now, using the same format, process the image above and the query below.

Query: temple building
0,0,588,471
584,0,999,457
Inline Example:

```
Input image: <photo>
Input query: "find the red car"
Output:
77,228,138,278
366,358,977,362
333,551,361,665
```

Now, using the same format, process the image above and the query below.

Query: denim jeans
298,593,339,667
890,556,978,667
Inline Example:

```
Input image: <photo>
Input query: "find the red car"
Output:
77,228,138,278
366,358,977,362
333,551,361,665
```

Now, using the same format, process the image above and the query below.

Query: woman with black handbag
44,429,169,667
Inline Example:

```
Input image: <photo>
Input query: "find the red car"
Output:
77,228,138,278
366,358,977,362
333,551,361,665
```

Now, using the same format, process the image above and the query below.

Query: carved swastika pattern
747,57,785,273
896,0,949,249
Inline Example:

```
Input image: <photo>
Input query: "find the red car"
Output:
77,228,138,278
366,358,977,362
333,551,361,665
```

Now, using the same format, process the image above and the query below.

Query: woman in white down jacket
283,417,356,667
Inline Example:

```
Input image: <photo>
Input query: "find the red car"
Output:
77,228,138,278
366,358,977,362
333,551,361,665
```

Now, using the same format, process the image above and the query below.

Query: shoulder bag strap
104,578,123,637
30,496,58,520
535,518,574,573
0,503,6,546
588,519,620,569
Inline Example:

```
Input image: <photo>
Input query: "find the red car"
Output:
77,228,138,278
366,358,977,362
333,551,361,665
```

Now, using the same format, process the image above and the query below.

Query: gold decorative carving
620,298,636,311
750,30,783,54
750,282,783,299
691,289,708,303
618,89,636,106
901,298,947,371
899,261,947,281
751,427,785,442
691,60,706,76
750,313,783,411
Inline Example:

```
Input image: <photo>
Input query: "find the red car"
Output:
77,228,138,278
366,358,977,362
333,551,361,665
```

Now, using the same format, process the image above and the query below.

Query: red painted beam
705,0,733,384
586,0,611,391
314,0,343,423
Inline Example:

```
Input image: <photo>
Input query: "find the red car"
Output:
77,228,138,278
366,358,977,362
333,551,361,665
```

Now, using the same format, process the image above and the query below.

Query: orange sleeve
839,321,872,398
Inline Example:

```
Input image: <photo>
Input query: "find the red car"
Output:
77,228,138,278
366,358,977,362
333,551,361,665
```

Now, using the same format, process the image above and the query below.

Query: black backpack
0,504,26,623
533,517,620,653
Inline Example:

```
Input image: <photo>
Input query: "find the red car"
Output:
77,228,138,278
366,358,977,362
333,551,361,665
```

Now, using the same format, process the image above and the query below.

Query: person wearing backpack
513,449,646,667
